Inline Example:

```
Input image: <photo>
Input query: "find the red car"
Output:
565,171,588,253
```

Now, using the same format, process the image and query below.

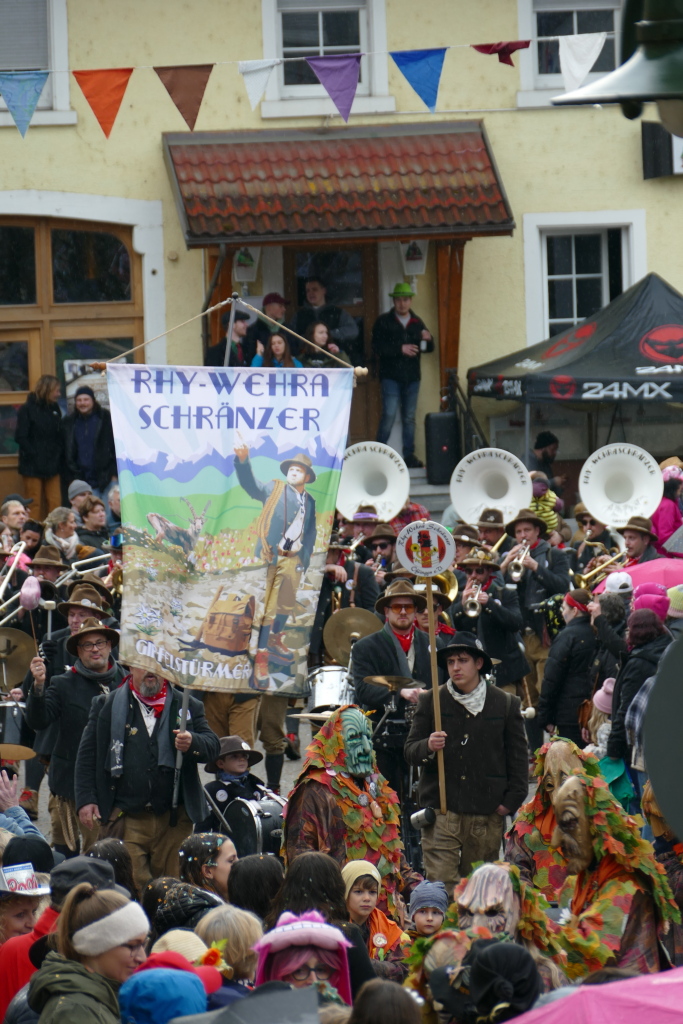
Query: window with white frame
523,211,647,346
261,0,394,117
544,229,622,336
0,0,73,124
517,0,620,106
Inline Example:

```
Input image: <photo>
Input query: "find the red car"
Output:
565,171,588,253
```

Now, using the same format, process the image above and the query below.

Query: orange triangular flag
73,68,134,138
154,65,213,130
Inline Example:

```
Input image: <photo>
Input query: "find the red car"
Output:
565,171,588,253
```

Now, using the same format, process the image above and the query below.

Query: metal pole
223,292,239,368
524,403,531,461
426,576,447,815
171,684,192,822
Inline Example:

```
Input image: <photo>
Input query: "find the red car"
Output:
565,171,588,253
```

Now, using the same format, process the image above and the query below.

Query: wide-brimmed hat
327,532,346,551
67,572,112,606
4,493,33,508
366,522,397,544
279,452,316,483
375,579,426,614
413,582,452,610
437,631,493,675
353,504,378,523
206,734,263,774
389,282,414,299
57,584,107,619
505,508,548,538
475,509,505,531
66,617,119,656
383,567,415,585
458,547,497,570
30,545,70,571
616,515,658,542
450,524,479,545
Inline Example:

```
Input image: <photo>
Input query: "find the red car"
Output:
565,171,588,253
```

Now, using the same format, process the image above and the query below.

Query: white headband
72,901,149,956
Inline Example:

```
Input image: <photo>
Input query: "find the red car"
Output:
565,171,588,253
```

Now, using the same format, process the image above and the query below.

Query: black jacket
76,526,110,552
25,662,126,800
74,684,219,823
371,308,434,384
590,615,627,688
309,559,380,656
637,544,663,563
607,632,671,760
509,541,570,638
198,773,267,833
62,408,117,491
450,576,529,688
537,615,597,727
404,683,528,816
15,395,63,479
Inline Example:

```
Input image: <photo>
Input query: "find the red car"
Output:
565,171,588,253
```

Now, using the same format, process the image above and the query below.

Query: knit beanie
75,385,96,400
634,582,670,623
409,880,449,917
667,585,683,619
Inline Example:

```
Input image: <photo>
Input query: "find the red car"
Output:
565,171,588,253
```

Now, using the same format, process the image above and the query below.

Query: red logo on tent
549,375,576,400
543,322,596,361
639,324,683,364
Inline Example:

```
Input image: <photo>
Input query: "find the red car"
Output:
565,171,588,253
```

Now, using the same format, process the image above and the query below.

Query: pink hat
633,582,670,622
253,911,352,1003
662,466,683,482
593,677,615,715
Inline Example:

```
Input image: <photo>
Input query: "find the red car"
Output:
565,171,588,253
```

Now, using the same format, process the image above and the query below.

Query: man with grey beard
75,664,219,889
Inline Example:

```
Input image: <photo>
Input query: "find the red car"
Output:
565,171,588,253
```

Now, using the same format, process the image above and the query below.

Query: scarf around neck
109,678,174,777
73,657,119,688
446,676,488,716
129,677,168,717
391,624,414,654
45,526,79,560
219,769,250,785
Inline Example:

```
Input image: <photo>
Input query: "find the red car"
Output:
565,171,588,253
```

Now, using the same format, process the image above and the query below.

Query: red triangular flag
73,68,134,137
154,65,213,130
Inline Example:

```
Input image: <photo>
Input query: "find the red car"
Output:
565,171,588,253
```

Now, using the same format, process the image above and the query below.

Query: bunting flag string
238,58,282,110
154,65,213,130
390,48,446,113
558,33,607,93
0,71,48,136
73,68,134,137
306,54,361,122
471,40,531,66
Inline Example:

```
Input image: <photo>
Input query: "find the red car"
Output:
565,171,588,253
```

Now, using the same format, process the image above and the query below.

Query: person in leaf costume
504,736,600,901
551,770,680,978
403,924,496,1024
283,705,421,915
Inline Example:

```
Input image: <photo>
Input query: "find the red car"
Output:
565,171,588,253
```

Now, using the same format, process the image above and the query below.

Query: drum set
0,626,36,762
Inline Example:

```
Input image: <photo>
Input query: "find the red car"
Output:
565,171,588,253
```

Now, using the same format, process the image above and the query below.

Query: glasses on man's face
585,519,598,526
370,542,391,551
120,941,147,956
389,602,414,613
78,639,109,652
288,963,333,982
464,567,488,576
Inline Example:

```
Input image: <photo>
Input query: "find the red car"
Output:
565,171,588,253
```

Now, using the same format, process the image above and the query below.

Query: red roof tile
164,122,513,246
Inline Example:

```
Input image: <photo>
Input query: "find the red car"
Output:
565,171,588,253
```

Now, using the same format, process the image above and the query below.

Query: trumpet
509,541,531,583
344,532,365,553
464,584,483,618
575,549,629,589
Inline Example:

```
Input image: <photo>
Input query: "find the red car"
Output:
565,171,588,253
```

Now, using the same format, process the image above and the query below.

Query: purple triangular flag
306,54,361,122
0,71,48,136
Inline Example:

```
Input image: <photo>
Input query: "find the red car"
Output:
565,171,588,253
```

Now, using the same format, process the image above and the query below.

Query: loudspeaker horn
337,443,410,523
449,448,532,525
579,443,663,529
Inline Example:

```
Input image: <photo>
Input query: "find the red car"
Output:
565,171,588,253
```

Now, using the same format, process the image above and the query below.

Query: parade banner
107,363,354,694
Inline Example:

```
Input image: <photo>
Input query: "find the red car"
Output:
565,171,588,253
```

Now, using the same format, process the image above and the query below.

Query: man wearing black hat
476,508,515,559
205,309,253,367
405,633,528,891
246,291,293,355
523,431,566,496
26,617,126,858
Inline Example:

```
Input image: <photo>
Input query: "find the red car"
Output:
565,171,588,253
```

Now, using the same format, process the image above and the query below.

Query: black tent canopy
468,273,683,404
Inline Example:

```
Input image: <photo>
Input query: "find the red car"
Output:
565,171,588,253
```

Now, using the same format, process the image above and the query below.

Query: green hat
389,282,415,299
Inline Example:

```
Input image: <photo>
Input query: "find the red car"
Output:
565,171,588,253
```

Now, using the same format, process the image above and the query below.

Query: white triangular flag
238,59,282,110
558,33,607,93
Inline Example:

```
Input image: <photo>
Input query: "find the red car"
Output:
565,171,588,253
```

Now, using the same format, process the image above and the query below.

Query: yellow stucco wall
2,0,681,456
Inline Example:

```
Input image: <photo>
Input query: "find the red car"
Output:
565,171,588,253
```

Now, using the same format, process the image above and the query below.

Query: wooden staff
425,575,447,815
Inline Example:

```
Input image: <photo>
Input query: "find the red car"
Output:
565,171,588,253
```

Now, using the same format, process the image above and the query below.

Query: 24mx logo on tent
638,325,683,364
582,381,672,400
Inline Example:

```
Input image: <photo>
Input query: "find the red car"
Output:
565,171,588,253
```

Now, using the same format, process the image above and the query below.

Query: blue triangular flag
390,49,446,113
0,71,48,136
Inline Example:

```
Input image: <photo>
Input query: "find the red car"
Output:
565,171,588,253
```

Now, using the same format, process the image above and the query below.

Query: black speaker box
424,411,461,485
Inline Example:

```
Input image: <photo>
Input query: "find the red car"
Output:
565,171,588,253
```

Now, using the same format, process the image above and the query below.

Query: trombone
509,541,531,583
55,552,111,589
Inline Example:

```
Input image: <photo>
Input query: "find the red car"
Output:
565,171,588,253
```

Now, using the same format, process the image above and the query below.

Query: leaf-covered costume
504,737,600,901
283,706,421,914
403,925,495,1013
554,770,680,979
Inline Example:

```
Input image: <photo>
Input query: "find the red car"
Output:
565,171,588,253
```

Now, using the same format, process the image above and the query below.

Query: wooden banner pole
426,575,447,815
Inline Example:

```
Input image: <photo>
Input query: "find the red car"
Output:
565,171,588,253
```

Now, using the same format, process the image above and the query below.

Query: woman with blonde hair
14,374,64,519
195,903,263,1008
27,882,149,1024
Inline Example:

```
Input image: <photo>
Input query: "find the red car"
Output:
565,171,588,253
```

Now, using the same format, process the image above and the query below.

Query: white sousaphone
449,447,532,525
579,443,663,529
337,442,410,523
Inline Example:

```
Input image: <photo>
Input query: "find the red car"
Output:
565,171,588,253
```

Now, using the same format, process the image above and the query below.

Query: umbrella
593,557,683,595
514,966,683,1023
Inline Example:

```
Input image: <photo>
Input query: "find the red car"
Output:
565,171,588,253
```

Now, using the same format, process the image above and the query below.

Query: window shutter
0,0,49,71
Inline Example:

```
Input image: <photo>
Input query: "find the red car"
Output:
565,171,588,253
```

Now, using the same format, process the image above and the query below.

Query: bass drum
224,795,286,858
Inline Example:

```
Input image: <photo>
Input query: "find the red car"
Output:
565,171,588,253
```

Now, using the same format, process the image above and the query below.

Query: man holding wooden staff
404,632,528,892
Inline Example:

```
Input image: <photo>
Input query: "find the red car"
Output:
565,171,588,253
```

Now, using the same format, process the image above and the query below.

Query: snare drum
307,665,353,711
0,702,25,746
224,795,286,858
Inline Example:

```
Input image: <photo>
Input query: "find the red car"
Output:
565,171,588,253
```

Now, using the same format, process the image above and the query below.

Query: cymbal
0,628,35,689
0,743,36,762
323,608,382,667
364,675,422,691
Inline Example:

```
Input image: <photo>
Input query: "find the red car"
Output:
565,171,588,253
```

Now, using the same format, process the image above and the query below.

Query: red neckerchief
436,622,456,636
128,675,168,717
624,556,638,568
530,540,540,550
391,624,414,654
482,577,493,592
